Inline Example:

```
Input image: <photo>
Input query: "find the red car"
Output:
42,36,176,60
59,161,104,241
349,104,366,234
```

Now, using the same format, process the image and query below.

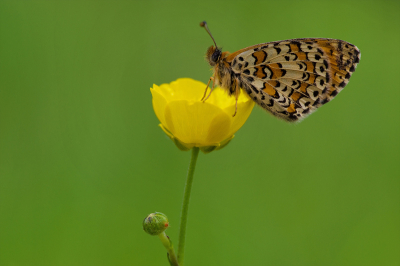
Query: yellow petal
164,101,232,146
151,85,168,127
205,110,232,144
166,78,206,101
224,91,255,136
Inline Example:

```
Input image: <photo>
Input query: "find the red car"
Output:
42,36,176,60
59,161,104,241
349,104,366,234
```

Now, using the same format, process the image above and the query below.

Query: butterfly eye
211,49,221,63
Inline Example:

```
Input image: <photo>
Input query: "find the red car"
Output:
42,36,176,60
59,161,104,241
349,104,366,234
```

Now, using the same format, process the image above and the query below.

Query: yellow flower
151,78,255,153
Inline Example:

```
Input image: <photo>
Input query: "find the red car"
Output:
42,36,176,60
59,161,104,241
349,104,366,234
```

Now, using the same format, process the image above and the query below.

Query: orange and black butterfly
200,21,360,122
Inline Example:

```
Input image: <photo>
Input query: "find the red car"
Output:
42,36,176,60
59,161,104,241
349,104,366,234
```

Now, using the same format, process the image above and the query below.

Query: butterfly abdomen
214,59,241,95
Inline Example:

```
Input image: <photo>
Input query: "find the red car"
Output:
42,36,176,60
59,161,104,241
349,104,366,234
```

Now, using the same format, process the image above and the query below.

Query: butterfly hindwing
229,38,361,121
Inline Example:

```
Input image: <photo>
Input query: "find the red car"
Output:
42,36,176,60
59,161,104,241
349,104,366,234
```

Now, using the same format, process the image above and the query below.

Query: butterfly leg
232,87,239,117
201,76,215,102
201,77,213,101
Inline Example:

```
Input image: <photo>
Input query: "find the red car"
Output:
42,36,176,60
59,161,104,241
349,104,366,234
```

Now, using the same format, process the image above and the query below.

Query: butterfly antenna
200,21,218,48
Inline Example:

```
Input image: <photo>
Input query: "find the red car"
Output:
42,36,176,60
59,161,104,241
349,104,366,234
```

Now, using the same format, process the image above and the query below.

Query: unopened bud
143,212,169,236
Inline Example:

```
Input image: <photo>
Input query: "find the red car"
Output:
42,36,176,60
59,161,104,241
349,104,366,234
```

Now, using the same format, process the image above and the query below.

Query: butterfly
200,21,360,122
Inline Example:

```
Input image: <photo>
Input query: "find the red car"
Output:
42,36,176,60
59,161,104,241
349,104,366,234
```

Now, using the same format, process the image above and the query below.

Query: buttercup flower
151,78,255,152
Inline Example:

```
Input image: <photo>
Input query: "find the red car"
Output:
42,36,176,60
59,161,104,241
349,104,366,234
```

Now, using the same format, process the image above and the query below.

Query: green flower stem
177,147,200,265
158,232,179,266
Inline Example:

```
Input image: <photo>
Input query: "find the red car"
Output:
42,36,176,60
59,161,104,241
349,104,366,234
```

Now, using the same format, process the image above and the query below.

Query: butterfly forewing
229,38,360,121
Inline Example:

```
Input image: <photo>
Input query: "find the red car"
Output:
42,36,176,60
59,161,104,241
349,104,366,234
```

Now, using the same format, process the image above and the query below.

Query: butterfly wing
228,38,360,122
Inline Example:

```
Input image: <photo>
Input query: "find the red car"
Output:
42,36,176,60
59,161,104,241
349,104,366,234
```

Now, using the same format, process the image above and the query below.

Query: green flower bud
143,212,169,236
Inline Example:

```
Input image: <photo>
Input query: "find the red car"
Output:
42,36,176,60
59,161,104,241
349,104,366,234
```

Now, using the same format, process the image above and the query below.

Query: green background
1,1,399,265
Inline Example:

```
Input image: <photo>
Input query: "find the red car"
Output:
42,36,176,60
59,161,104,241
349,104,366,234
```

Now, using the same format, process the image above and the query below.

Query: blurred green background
0,1,399,265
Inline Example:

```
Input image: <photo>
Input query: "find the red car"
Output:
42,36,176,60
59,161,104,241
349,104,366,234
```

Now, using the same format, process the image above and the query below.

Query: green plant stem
177,147,200,265
158,232,179,266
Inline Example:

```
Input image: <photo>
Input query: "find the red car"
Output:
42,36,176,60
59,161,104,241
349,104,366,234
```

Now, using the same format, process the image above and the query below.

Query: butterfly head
206,45,222,66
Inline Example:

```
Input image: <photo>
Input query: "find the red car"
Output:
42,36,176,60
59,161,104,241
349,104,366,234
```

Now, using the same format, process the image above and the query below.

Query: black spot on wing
287,88,294,97
339,54,344,69
292,80,300,89
323,60,328,69
354,50,360,63
292,41,301,51
251,85,259,94
247,76,254,82
264,65,272,79
278,97,286,103
288,113,298,121
278,110,288,115
232,58,237,68
313,98,321,106
321,98,329,105
301,72,310,80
